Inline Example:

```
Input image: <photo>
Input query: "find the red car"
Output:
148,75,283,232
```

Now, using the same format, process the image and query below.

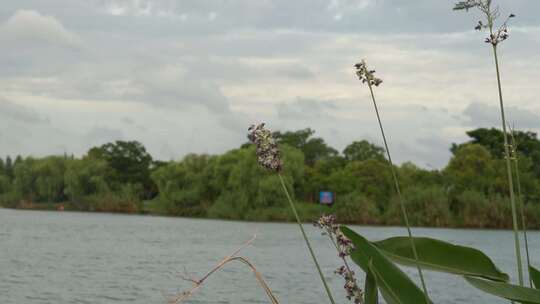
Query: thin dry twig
169,234,280,304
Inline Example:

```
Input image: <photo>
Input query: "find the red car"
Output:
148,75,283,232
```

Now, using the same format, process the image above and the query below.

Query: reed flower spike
354,61,383,87
454,0,524,286
315,214,363,304
454,0,523,286
454,0,515,46
354,59,430,302
248,123,336,304
248,123,283,173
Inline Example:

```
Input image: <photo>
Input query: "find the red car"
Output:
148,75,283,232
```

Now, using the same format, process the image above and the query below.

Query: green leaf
465,276,540,303
374,236,509,282
364,270,378,304
341,226,430,304
530,265,540,289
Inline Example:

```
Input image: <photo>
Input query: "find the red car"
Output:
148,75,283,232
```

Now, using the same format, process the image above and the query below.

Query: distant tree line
1,127,540,228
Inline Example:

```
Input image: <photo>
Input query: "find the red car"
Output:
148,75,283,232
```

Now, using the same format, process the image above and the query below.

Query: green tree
398,162,444,190
273,128,337,165
12,157,37,200
9,157,67,203
151,154,214,216
445,144,496,195
343,140,385,162
4,156,13,179
0,174,11,195
33,156,67,202
87,141,153,197
452,128,540,175
384,186,451,227
208,145,304,219
64,158,110,203
342,159,393,211
0,173,14,207
304,156,347,201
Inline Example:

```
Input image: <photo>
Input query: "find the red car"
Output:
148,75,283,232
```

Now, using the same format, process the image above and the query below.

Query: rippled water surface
1,209,539,303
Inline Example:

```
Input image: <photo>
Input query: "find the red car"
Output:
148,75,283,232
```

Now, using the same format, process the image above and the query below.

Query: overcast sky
1,0,539,168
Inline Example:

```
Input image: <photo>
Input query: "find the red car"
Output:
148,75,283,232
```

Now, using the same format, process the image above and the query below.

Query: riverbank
4,199,540,230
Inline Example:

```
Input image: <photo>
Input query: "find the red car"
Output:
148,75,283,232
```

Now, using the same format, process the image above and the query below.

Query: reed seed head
315,214,362,303
354,60,383,87
314,214,354,257
248,123,283,172
453,0,515,46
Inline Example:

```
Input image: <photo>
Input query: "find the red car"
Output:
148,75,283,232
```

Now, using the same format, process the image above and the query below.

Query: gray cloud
277,97,339,120
1,1,539,167
275,65,315,79
121,116,134,125
0,98,49,124
463,102,540,129
87,0,540,34
84,126,124,147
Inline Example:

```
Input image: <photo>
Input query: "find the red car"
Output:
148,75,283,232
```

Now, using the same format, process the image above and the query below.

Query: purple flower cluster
335,266,363,304
314,214,338,234
354,60,382,87
248,123,283,173
454,1,515,46
484,23,510,45
314,214,354,257
314,214,363,303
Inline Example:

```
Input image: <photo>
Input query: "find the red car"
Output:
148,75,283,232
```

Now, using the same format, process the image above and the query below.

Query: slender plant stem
278,174,336,304
490,43,524,286
173,235,280,304
365,81,430,302
509,127,532,287
514,156,532,287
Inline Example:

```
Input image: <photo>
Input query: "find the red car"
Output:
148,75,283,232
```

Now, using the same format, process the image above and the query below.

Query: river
1,208,538,303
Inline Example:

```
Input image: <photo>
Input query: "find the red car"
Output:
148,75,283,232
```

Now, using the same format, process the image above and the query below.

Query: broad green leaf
374,236,509,282
341,226,431,304
530,266,540,289
465,276,540,303
364,269,378,304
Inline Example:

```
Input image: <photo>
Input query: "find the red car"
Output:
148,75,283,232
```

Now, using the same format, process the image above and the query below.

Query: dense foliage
1,128,540,228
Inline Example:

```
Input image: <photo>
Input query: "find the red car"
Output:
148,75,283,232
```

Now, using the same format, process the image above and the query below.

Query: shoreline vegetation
4,202,539,232
2,127,540,230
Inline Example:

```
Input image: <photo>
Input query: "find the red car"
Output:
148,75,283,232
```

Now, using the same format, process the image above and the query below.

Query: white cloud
0,10,82,48
1,1,540,167
103,0,153,16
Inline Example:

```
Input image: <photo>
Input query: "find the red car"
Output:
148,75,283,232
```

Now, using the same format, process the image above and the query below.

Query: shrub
384,186,452,227
333,191,380,224
452,190,512,228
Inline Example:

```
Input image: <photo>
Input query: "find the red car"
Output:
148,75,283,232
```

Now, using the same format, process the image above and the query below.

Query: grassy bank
6,193,540,230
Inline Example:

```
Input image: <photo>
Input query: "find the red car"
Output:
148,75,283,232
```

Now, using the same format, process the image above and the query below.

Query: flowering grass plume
354,59,430,301
248,123,283,172
354,61,382,87
454,0,524,286
315,215,363,304
454,0,515,46
248,123,337,304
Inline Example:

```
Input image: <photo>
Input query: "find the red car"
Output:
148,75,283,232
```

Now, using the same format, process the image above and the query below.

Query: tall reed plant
453,0,523,286
248,123,336,304
354,60,430,302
